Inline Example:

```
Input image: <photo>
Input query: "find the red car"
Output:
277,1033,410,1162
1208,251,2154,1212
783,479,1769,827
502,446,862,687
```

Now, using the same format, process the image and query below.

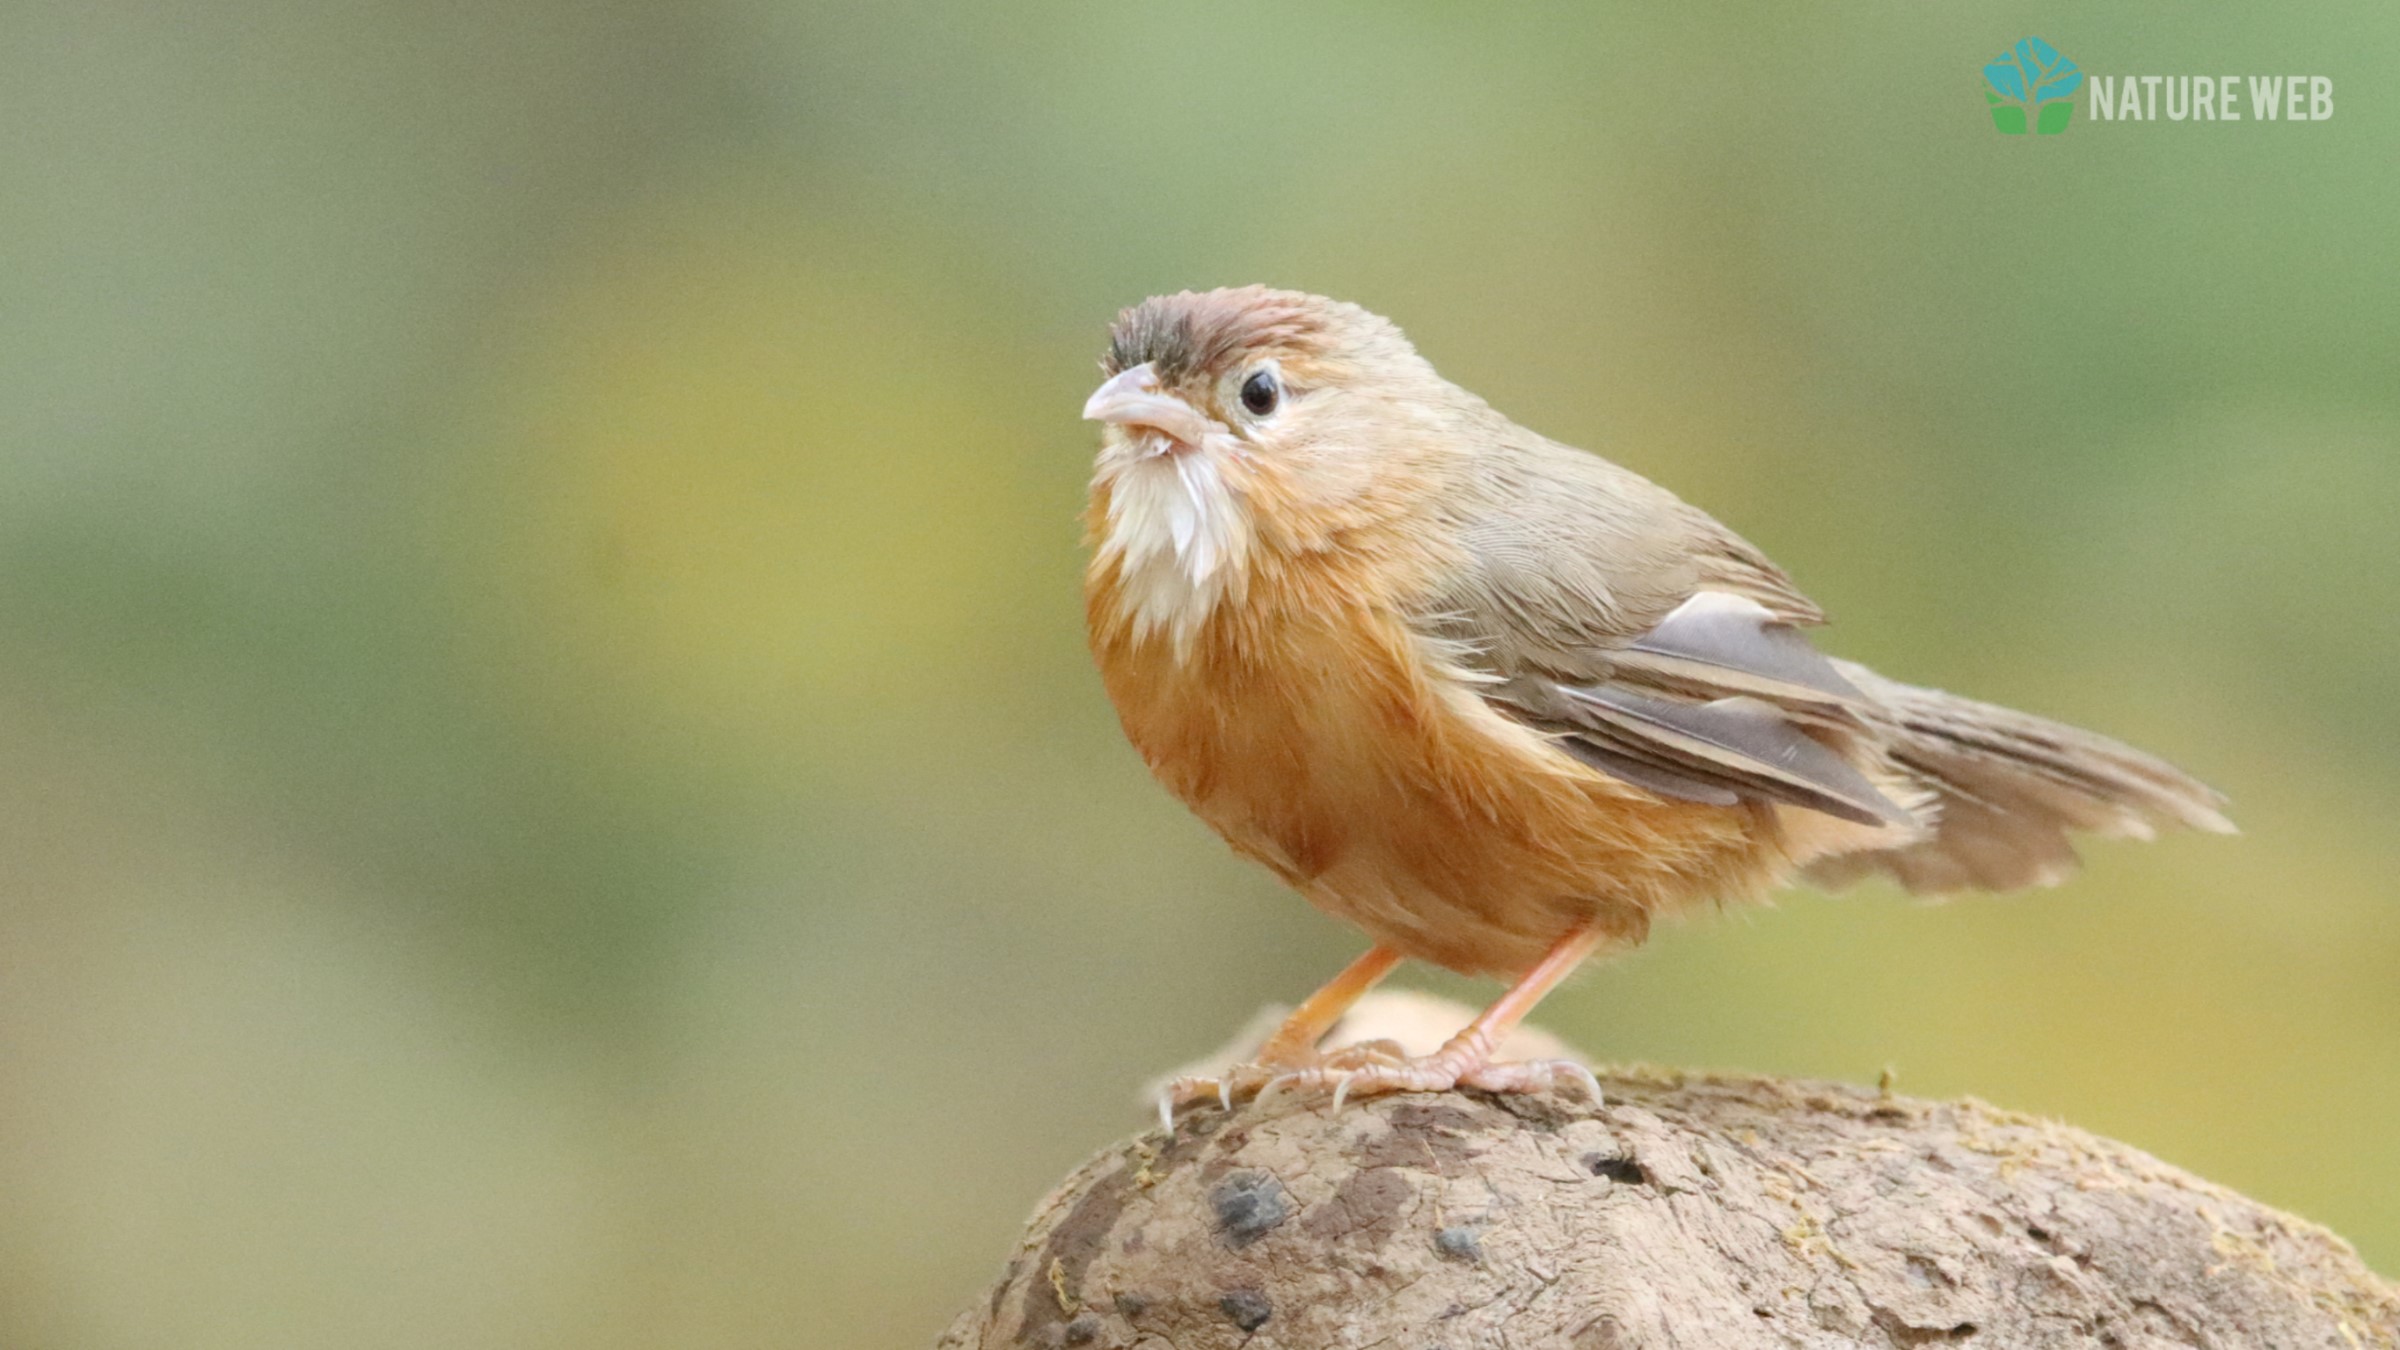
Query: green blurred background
3,4,2394,1346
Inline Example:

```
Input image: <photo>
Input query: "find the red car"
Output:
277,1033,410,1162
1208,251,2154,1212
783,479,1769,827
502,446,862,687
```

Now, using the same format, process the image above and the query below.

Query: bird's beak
1082,363,1213,450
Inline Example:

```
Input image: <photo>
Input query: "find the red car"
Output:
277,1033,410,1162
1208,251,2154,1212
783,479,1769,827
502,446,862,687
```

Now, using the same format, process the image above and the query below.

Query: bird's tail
1805,663,2235,895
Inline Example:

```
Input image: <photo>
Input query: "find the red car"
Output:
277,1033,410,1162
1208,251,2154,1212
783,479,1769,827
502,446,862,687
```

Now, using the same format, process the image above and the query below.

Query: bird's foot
1156,1040,1409,1129
1262,1051,1603,1111
1156,1040,1600,1129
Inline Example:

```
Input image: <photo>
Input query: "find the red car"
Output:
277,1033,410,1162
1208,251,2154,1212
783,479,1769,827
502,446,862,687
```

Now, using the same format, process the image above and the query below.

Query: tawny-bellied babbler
1080,287,2232,1118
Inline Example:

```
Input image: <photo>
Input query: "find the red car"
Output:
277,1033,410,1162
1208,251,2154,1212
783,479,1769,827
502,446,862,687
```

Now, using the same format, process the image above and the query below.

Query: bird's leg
1250,944,1405,1067
1160,945,1403,1122
1427,922,1605,1096
1262,923,1607,1107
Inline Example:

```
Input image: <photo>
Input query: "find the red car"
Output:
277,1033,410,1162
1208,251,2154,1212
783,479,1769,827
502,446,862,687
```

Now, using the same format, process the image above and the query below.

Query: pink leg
1159,945,1404,1122
1259,923,1607,1107
1250,944,1404,1066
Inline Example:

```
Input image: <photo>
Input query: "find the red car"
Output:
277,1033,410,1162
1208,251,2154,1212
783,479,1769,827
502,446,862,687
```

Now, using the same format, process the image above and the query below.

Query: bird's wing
1416,437,1914,829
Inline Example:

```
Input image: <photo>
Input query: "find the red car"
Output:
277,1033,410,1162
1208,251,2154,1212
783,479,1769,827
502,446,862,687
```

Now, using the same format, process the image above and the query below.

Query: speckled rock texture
941,1071,2398,1349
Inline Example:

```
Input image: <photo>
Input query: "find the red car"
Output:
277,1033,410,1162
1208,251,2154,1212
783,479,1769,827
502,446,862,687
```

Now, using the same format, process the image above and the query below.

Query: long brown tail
1806,663,2235,894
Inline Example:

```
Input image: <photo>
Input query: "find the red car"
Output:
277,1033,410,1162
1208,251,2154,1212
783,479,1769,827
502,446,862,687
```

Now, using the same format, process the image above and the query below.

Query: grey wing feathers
1430,587,1911,828
1426,433,1915,830
1492,661,1906,826
1616,592,1866,710
1566,686,1912,827
1804,662,2235,894
1421,429,2230,880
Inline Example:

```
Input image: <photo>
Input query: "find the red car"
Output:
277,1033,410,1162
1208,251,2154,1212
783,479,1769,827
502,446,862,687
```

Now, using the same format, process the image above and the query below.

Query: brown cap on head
1102,286,1398,384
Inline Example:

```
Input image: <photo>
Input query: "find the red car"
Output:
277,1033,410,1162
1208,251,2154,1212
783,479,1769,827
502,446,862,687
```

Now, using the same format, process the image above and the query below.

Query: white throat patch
1094,441,1255,649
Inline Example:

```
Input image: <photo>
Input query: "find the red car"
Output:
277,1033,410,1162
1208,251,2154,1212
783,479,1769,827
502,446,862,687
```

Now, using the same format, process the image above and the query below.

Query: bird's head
1083,288,1463,645
1083,285,1433,474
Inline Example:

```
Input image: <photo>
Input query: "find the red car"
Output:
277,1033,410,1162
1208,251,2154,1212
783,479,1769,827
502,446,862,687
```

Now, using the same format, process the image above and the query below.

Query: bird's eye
1239,370,1280,417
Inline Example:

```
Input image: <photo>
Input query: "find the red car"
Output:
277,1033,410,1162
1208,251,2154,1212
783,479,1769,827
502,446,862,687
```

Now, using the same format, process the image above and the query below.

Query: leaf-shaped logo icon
1984,37,2081,135
2018,38,2083,102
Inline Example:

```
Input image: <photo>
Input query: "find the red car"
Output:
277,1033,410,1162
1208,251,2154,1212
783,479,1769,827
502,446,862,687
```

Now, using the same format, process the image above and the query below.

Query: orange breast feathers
1083,487,1785,977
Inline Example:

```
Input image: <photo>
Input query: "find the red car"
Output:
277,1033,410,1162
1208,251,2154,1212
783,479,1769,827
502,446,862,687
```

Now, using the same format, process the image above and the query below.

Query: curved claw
1157,1074,1238,1128
1445,1056,1605,1111
1256,1070,1311,1106
1218,1079,1234,1113
1329,1071,1358,1113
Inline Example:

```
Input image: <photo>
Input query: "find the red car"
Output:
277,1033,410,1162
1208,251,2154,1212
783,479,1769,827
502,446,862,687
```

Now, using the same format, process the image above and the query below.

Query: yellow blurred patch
459,199,1055,782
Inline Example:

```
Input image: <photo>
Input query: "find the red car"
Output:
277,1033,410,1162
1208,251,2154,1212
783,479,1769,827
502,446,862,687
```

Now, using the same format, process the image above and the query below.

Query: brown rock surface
942,1070,2398,1348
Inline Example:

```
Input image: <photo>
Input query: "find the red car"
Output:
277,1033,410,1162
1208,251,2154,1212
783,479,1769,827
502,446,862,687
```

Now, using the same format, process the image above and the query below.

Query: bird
1079,286,2232,1116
